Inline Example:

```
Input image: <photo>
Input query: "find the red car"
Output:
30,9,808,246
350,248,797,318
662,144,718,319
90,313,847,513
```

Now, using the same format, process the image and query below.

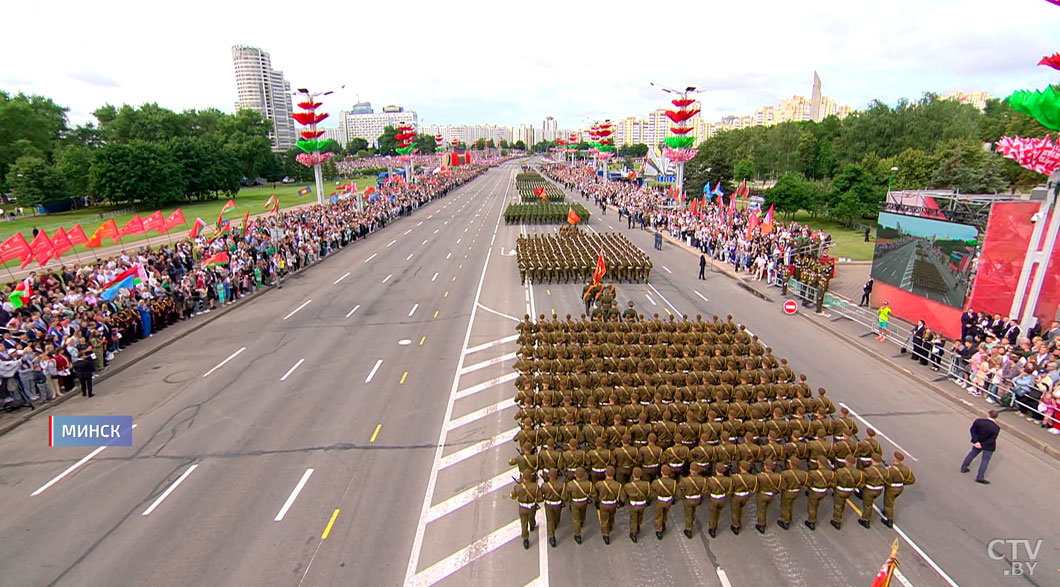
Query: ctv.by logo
987,539,1043,577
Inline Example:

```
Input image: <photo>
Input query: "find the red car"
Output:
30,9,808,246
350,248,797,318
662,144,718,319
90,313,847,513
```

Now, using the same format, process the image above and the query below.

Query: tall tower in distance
810,71,823,123
542,116,557,142
232,45,297,153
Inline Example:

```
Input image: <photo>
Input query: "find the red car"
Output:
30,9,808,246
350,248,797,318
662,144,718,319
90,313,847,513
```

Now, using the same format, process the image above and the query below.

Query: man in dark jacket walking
960,410,1000,484
860,277,873,307
72,347,96,398
699,254,707,280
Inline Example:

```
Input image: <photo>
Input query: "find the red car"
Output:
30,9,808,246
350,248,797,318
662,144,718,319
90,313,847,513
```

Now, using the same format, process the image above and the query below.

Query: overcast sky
2,0,1058,131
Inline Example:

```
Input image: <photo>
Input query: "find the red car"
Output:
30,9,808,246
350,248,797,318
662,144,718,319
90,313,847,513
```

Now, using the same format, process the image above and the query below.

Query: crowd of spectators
0,164,493,411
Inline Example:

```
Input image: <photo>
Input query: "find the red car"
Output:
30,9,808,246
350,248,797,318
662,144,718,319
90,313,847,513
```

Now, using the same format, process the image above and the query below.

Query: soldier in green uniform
594,466,623,545
651,465,678,539
562,468,595,544
678,463,708,539
804,458,836,531
639,433,664,482
510,443,538,474
777,456,808,530
613,435,639,483
857,429,882,469
623,301,638,322
587,437,613,483
755,460,782,533
706,463,733,538
882,451,915,528
729,460,759,535
621,467,651,543
510,470,540,549
541,469,565,547
859,453,887,529
831,455,865,530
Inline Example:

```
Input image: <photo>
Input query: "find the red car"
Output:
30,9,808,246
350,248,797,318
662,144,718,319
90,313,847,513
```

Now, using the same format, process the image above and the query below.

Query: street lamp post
888,166,899,196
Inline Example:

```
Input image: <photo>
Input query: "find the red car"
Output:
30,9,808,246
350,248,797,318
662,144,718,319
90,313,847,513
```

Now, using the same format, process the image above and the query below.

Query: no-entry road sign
783,300,798,315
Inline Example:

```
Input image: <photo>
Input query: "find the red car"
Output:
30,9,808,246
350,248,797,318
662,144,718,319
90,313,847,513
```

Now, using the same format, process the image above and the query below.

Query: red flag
84,234,103,248
869,540,900,587
189,217,207,239
51,227,73,258
242,210,251,233
737,179,748,199
592,251,606,285
161,209,185,234
567,206,581,225
728,190,737,217
746,210,761,239
202,251,230,268
21,230,55,269
141,210,165,233
762,204,775,233
95,218,121,244
118,215,146,238
217,199,236,226
67,224,88,245
0,233,31,263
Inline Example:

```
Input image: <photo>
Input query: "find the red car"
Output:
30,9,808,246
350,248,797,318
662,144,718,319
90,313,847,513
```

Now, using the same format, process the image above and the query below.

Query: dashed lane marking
457,352,517,375
409,304,419,317
31,425,139,496
281,359,305,381
203,347,246,378
142,464,198,516
321,509,340,540
371,424,382,443
283,300,312,321
334,272,350,285
274,469,314,522
365,359,383,383
694,290,709,303
346,305,361,318
382,274,392,284
645,294,657,305
365,253,377,263
388,240,397,247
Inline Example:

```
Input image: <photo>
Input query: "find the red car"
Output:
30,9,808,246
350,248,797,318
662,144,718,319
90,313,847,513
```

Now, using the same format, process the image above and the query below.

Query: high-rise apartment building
420,124,513,145
338,104,418,144
943,91,991,111
541,116,558,142
515,124,536,146
232,45,297,152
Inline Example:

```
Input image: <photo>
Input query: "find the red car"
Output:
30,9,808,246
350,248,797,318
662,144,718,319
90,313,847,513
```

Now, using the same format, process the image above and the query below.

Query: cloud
67,71,120,88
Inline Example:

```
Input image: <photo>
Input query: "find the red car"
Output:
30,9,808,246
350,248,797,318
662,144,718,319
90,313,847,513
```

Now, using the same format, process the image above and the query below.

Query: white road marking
694,290,709,303
456,238,461,244
405,170,511,585
838,403,919,461
422,239,428,246
333,272,350,285
405,229,412,235
474,302,521,322
345,305,361,318
425,467,519,523
407,253,414,261
274,468,315,522
432,272,439,282
417,221,423,226
281,359,305,381
458,352,517,375
410,520,523,587
648,283,682,316
445,252,452,259
717,568,733,587
388,240,397,247
142,464,198,516
464,334,520,355
382,274,392,283
434,229,439,234
31,424,140,497
365,359,383,383
409,304,419,317
446,399,517,431
203,347,246,378
662,265,673,274
645,294,657,305
283,300,312,321
365,253,377,263
439,428,518,470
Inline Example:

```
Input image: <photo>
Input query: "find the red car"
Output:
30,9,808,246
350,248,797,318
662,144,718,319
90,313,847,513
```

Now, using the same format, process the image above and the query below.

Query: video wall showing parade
871,212,978,308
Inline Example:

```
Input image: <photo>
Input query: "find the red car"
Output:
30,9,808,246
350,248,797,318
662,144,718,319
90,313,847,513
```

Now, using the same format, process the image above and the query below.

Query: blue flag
703,181,711,195
713,183,724,199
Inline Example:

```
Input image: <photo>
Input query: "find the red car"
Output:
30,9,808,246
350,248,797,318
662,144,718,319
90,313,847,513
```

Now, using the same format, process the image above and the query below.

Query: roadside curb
656,225,1060,462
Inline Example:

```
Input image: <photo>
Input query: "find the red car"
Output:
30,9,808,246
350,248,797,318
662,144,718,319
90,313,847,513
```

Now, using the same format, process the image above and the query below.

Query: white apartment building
421,124,513,145
339,106,418,144
321,127,347,148
232,45,297,152
515,124,535,146
541,116,558,142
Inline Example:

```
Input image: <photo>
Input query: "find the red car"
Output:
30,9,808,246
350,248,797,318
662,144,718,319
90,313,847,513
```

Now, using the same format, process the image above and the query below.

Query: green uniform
779,466,808,524
562,477,595,538
594,477,622,539
884,461,916,522
806,467,835,524
832,463,865,525
650,474,678,533
706,475,733,532
678,472,708,534
729,470,758,531
540,478,565,540
756,468,782,528
510,480,540,542
621,477,651,538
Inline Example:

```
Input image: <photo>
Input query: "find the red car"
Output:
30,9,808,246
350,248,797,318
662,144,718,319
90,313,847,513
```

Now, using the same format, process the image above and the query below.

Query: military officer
778,456,808,530
621,467,651,543
755,459,782,534
678,463,709,539
541,469,565,547
859,453,888,529
706,464,734,538
882,451,915,528
562,468,595,544
510,470,540,549
595,466,623,545
729,460,759,535
651,465,679,539
857,428,882,469
805,458,836,531
831,455,865,530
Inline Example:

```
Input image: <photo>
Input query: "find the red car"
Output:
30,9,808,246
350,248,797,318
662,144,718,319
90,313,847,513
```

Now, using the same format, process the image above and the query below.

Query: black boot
549,537,556,547
630,533,638,543
755,524,766,534
708,528,717,538
574,535,582,544
804,521,815,531
777,520,790,530
523,539,530,550
655,531,664,540
858,519,871,530
881,518,893,528
683,529,693,539
603,535,610,545
830,520,841,530
730,525,740,535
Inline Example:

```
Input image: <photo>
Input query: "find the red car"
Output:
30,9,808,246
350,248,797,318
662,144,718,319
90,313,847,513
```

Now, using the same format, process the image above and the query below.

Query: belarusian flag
9,278,33,308
567,206,581,225
189,217,207,239
762,204,775,234
202,251,230,268
869,539,900,587
264,195,278,210
217,199,236,226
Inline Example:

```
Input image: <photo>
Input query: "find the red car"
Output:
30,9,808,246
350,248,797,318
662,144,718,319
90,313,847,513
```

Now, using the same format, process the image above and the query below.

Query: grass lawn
0,176,377,268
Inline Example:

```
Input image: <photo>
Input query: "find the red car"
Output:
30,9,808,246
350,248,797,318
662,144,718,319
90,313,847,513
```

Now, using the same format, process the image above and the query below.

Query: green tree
929,139,1007,194
345,137,369,156
499,139,509,148
764,172,814,218
830,164,883,226
487,139,495,148
0,91,69,183
514,140,526,150
9,156,68,206
55,144,94,197
377,126,398,156
217,109,273,180
733,158,756,181
90,141,184,206
415,133,437,153
475,138,486,150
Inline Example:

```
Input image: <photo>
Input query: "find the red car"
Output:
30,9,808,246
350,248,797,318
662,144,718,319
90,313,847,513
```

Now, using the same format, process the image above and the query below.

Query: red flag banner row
0,208,188,269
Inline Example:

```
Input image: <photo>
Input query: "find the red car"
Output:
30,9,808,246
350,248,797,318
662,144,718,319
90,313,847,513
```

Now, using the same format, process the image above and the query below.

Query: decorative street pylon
292,89,336,206
996,52,1060,177
653,83,704,198
394,124,417,184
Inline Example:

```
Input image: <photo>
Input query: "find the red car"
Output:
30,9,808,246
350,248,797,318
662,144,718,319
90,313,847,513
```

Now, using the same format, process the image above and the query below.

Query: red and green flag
202,251,230,268
189,217,207,239
9,278,33,308
217,199,236,226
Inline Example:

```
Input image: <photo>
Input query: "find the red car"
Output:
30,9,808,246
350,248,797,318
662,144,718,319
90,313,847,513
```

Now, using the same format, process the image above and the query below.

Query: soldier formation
516,231,652,284
509,313,916,548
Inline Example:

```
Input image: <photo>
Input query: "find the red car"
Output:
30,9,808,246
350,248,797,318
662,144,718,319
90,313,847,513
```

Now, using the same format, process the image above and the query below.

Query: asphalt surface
0,161,1057,587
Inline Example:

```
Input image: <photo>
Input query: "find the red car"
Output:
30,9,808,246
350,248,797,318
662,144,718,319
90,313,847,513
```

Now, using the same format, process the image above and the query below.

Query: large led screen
871,212,979,308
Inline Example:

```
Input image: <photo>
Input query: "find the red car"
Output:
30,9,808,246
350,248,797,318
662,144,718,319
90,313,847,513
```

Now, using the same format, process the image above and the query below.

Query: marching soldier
539,441,563,479
621,467,651,543
778,456,808,530
651,465,679,539
706,464,734,538
831,455,865,530
510,443,538,474
562,468,595,544
541,469,565,547
587,437,613,483
562,438,586,480
678,463,709,539
882,451,915,528
857,429,882,469
859,453,888,529
639,433,664,482
623,301,638,322
755,460,782,534
663,430,691,477
729,460,758,535
614,435,640,483
595,466,623,545
510,470,540,549
805,458,836,531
